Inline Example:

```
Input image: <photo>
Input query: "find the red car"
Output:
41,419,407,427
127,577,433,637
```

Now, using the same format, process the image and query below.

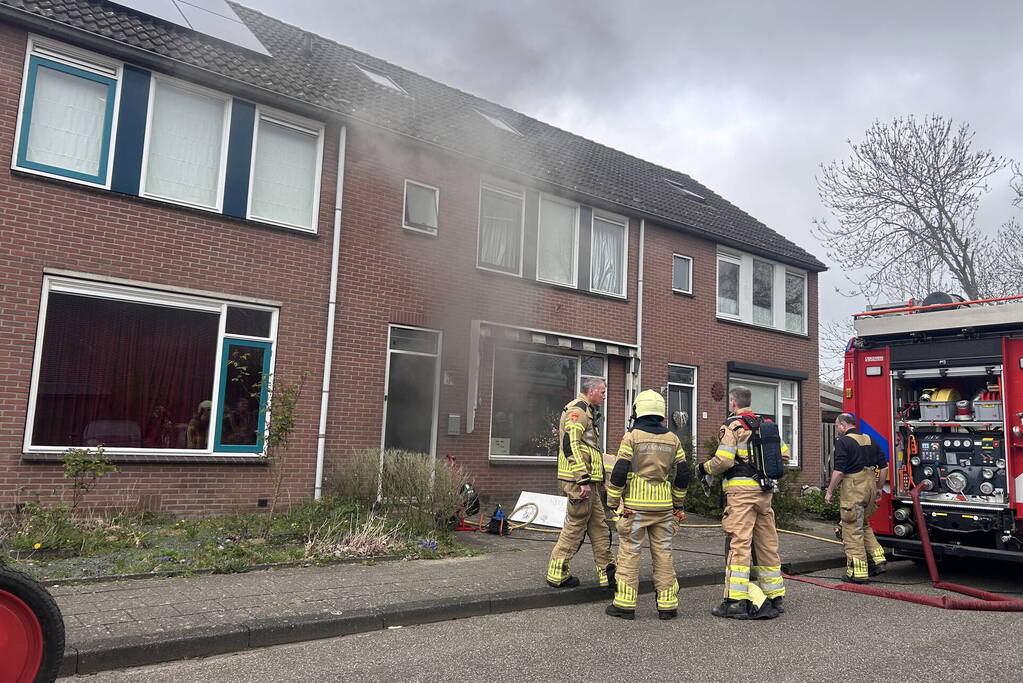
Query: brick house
0,0,825,516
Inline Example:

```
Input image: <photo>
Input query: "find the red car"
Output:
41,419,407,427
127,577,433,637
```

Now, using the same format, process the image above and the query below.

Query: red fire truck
844,294,1023,563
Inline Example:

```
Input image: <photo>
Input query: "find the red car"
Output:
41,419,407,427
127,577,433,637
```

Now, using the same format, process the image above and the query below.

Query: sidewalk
53,515,846,676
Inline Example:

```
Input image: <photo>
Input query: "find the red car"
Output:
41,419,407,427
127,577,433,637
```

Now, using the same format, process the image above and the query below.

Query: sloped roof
0,0,826,270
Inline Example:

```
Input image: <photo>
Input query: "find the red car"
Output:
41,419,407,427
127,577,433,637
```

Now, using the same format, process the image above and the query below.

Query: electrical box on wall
447,414,461,436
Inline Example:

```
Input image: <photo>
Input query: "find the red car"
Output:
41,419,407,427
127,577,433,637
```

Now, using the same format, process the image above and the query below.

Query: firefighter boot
658,609,677,620
711,599,750,619
605,603,635,620
842,574,868,585
605,563,617,592
867,559,887,576
547,575,580,588
771,596,785,614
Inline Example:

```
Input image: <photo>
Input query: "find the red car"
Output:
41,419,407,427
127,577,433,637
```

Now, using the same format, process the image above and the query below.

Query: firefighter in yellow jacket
546,378,615,589
698,385,786,619
605,389,688,620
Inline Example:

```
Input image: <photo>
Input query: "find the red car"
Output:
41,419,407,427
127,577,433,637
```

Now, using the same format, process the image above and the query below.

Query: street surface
73,561,1022,682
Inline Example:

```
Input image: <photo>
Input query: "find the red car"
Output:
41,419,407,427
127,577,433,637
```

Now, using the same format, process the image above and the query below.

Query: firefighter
546,377,615,589
698,386,786,619
825,412,888,582
604,389,688,620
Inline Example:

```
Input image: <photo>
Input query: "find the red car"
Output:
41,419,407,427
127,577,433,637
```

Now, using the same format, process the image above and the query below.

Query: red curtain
32,293,218,448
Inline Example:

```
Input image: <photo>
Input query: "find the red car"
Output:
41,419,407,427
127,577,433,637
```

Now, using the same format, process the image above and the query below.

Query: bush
800,487,841,521
683,438,725,518
328,449,472,535
770,469,805,529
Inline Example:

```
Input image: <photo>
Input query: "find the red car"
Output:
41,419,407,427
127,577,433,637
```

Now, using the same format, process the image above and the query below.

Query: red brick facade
0,21,822,516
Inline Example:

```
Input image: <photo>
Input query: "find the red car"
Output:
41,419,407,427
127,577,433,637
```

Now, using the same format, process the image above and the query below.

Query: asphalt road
75,562,1023,682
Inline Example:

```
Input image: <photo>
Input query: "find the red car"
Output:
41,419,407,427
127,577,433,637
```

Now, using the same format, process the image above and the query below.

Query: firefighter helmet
634,389,666,419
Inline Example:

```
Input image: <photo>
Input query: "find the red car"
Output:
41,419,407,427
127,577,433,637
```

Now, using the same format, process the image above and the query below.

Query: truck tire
0,563,65,683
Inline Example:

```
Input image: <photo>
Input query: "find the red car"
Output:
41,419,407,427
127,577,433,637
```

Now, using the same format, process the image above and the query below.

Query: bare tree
815,115,1008,301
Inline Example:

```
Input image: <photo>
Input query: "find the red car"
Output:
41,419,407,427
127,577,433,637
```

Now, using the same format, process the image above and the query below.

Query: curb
59,553,847,676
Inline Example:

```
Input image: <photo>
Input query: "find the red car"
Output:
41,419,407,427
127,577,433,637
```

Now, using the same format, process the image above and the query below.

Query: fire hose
785,482,1023,611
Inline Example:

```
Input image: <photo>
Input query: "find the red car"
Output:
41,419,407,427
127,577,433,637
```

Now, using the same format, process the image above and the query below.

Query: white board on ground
510,491,567,528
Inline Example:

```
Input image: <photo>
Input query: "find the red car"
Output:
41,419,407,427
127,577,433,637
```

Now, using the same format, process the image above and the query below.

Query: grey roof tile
0,0,825,269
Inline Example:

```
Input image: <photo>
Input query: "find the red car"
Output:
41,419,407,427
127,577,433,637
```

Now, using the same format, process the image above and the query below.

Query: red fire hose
785,482,1023,611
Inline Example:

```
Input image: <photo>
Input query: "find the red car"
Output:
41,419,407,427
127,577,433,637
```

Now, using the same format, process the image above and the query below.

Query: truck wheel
0,563,65,683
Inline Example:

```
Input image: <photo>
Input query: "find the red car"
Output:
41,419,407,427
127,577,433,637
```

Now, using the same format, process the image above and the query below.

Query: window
490,349,606,460
753,260,774,326
248,111,324,231
590,213,628,297
717,253,740,317
142,77,230,209
478,184,524,275
15,42,119,185
667,364,697,451
403,180,439,234
672,254,693,294
354,64,408,95
474,109,521,136
383,326,441,456
728,375,799,466
27,277,277,455
536,195,579,287
716,249,808,334
785,271,806,333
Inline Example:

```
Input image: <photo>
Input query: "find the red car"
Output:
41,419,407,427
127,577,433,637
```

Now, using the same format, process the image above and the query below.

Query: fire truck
844,293,1023,563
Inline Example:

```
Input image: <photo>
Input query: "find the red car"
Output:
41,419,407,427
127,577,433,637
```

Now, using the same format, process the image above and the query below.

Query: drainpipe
632,219,646,409
314,125,347,500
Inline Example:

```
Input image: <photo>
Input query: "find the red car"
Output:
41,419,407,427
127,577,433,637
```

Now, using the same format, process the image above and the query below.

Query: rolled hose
785,482,1023,612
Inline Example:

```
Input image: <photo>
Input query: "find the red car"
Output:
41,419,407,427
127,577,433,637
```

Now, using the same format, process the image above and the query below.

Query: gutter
314,125,347,499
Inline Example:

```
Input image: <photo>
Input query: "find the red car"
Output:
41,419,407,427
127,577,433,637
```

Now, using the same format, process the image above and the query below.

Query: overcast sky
244,0,1023,332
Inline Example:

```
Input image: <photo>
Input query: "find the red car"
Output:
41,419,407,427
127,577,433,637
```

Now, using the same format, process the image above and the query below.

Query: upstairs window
716,249,808,334
478,184,524,275
142,77,230,209
403,180,439,234
536,195,579,287
590,213,627,297
15,41,119,185
248,110,324,232
672,254,693,294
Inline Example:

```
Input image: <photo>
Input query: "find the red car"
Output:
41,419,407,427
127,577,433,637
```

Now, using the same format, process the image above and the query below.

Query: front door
382,326,441,456
668,384,694,452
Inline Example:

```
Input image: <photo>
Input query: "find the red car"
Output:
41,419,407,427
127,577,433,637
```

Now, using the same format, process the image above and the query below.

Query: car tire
0,562,65,682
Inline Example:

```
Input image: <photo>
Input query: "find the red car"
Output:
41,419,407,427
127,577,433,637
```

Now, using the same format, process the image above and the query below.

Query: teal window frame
213,338,273,453
17,56,118,185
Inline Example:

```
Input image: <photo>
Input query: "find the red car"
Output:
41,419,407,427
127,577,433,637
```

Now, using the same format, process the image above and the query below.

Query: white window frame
671,253,693,295
716,248,808,335
488,348,606,463
752,258,775,327
13,36,123,190
474,108,522,136
139,73,232,211
535,193,580,288
716,250,742,320
24,275,279,458
667,363,698,450
402,179,440,235
379,325,442,461
729,373,799,467
246,106,325,233
784,270,808,334
476,181,526,277
589,210,629,298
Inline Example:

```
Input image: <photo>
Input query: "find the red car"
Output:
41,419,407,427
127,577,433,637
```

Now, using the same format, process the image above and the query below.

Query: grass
0,495,479,582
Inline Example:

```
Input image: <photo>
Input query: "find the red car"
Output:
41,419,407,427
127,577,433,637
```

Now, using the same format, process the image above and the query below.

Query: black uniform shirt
833,429,881,474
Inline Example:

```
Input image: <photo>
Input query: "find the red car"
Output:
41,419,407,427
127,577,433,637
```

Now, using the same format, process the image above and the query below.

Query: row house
0,0,826,515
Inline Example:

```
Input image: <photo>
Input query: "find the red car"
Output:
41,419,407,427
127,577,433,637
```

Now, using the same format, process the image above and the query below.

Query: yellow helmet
633,389,666,419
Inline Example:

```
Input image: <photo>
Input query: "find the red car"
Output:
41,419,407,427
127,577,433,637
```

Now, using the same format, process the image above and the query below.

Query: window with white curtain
403,180,439,234
478,185,524,275
785,272,806,333
753,260,774,326
716,249,808,334
728,375,799,466
16,43,118,186
717,254,740,317
672,254,693,294
249,112,323,231
590,214,627,297
142,78,228,209
536,195,578,286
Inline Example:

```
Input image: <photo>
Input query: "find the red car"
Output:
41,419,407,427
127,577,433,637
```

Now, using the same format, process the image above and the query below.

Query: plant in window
61,445,117,513
528,409,562,458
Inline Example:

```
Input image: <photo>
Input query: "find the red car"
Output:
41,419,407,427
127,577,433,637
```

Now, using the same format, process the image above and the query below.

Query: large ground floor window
490,347,606,461
27,277,276,456
728,374,799,466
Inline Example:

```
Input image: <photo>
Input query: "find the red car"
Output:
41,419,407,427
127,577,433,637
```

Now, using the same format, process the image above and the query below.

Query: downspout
631,219,646,413
314,125,347,499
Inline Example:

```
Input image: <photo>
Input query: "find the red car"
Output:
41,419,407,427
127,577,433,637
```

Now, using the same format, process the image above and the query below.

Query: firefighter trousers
612,509,679,611
721,489,785,604
547,481,614,585
839,469,886,579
